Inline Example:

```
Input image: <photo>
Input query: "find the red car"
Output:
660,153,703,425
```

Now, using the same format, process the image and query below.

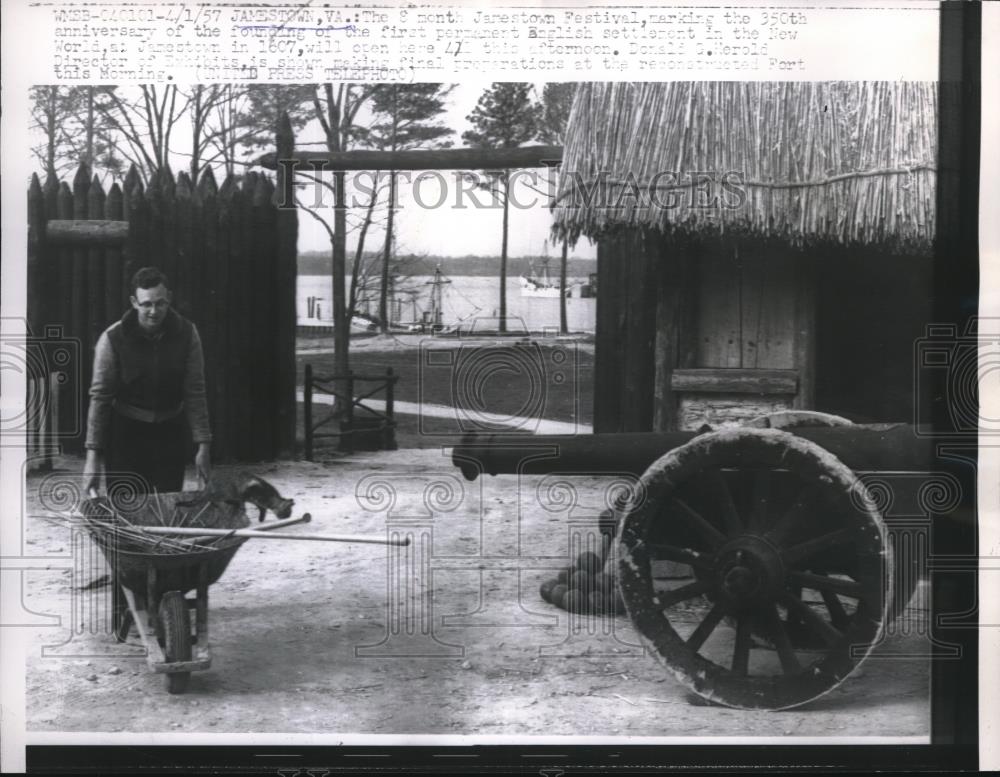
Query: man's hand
195,443,211,488
83,449,104,497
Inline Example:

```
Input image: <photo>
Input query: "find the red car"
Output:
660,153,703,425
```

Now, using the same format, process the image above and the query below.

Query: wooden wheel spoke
781,527,854,566
746,470,771,533
658,579,713,609
685,603,725,652
647,543,715,570
732,616,752,676
667,495,726,549
788,570,864,599
763,604,801,674
821,590,851,630
700,469,743,537
779,592,845,647
766,486,822,546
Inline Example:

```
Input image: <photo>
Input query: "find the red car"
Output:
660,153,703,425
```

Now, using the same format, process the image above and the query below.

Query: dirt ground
20,443,933,742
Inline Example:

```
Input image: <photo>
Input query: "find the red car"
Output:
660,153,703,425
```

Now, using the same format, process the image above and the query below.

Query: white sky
278,81,597,259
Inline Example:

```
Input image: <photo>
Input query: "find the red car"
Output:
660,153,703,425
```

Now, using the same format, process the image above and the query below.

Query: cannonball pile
539,549,626,616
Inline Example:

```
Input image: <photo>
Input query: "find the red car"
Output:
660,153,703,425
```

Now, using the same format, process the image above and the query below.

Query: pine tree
462,83,542,333
366,84,455,332
537,84,577,333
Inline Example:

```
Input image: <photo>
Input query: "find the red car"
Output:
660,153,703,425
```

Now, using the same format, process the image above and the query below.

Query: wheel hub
713,535,785,608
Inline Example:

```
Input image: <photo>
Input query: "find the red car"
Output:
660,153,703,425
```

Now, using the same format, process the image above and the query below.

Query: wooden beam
653,240,683,431
670,368,798,395
46,219,128,246
255,145,563,172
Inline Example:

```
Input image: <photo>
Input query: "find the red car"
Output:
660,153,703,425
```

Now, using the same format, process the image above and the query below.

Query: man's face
131,284,172,333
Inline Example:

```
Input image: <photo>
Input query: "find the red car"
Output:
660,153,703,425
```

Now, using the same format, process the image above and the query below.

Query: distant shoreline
298,253,597,278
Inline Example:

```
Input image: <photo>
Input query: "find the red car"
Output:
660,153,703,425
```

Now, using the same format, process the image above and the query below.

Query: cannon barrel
451,423,937,481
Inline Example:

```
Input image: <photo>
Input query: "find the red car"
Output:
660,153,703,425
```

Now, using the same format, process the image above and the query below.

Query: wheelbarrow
452,412,970,710
78,489,407,694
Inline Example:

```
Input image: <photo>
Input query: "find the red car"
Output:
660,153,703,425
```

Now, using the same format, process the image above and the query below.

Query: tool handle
251,513,312,532
136,525,410,546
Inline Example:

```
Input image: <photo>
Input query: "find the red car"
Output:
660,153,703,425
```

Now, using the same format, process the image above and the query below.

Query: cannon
452,413,967,711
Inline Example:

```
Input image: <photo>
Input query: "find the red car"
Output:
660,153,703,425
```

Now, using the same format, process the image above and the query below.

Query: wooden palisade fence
27,130,297,463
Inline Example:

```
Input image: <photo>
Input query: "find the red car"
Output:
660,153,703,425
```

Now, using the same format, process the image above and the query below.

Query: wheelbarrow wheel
160,591,192,694
617,428,891,711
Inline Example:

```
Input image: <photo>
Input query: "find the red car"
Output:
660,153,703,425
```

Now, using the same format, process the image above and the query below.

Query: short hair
130,267,170,295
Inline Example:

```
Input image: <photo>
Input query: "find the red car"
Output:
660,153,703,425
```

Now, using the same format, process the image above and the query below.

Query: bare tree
94,85,188,182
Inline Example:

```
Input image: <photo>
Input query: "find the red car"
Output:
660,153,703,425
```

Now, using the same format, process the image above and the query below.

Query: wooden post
275,112,299,459
793,250,817,410
199,169,225,462
159,169,180,308
86,176,106,349
104,183,124,322
304,363,313,462
384,367,396,450
653,240,684,432
121,168,144,290
559,237,569,334
251,175,274,460
332,170,349,417
345,370,355,453
68,167,90,452
174,172,195,321
27,174,46,338
228,178,250,461
593,236,617,433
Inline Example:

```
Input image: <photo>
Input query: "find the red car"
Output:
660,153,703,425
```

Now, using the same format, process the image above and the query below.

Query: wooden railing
304,366,399,460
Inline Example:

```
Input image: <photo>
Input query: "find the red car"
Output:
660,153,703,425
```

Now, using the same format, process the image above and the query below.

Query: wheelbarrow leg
194,563,209,649
146,565,163,645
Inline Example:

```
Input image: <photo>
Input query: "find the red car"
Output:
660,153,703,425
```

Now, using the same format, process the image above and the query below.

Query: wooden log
275,112,299,458
27,174,46,337
86,176,107,349
653,240,683,432
69,167,90,452
158,169,180,305
250,174,272,460
221,176,241,462
793,250,817,409
198,169,224,462
123,184,149,309
669,368,799,395
45,220,128,246
121,168,144,290
255,144,563,172
174,172,196,321
104,184,125,321
593,234,619,433
55,183,74,336
229,179,251,461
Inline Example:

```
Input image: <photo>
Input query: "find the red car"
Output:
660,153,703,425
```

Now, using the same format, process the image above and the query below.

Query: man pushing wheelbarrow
73,266,406,693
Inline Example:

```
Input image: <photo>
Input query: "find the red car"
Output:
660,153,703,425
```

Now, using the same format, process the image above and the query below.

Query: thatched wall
553,82,937,252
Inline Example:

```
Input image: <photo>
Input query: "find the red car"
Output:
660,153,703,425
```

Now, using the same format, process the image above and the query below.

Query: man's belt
112,400,184,423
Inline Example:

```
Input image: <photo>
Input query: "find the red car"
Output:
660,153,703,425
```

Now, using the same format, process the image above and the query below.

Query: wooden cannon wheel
617,428,892,710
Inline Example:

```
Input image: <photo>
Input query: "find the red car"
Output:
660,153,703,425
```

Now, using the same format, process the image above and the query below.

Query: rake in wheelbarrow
77,489,407,694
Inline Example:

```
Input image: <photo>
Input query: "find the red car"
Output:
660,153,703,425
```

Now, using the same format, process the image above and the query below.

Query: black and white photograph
0,1,991,773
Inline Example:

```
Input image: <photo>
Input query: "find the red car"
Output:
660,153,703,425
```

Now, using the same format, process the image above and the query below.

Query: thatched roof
552,82,937,251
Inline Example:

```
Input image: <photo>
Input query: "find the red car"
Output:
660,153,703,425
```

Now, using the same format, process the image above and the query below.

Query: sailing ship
520,256,562,298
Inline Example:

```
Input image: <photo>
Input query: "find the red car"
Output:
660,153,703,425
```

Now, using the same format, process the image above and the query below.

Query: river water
297,274,597,333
